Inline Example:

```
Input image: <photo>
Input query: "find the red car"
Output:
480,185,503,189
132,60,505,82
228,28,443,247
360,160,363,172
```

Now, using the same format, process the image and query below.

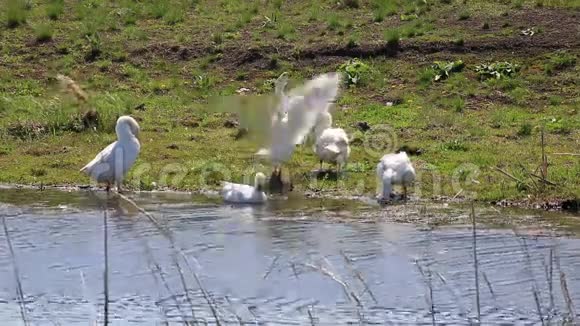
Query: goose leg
319,160,323,171
402,185,408,200
106,182,111,193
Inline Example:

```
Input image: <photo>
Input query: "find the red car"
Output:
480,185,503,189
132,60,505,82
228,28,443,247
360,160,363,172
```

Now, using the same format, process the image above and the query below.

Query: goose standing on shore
314,111,350,173
80,116,141,192
221,173,267,204
376,152,416,201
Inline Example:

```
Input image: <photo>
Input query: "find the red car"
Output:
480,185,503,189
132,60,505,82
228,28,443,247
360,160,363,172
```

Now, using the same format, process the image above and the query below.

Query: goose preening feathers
314,111,350,173
221,173,267,204
376,151,416,201
80,115,141,192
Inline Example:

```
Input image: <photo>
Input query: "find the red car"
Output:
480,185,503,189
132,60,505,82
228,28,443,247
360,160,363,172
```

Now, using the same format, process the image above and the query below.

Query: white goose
80,116,141,192
376,152,416,201
221,173,267,204
209,72,342,191
314,111,350,173
256,72,342,173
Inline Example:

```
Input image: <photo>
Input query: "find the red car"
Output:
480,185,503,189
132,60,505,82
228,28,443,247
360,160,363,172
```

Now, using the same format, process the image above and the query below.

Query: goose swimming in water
376,151,416,201
221,172,267,204
80,115,141,192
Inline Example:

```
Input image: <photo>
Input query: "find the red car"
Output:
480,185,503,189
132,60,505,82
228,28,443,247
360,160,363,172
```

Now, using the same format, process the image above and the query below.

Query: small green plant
373,9,385,22
400,13,418,21
327,13,342,30
211,32,223,44
236,10,254,27
517,123,532,136
149,1,169,19
431,60,465,82
442,139,468,151
458,11,471,20
418,68,436,86
451,97,465,112
475,62,519,80
544,52,577,75
545,117,571,134
548,95,563,106
31,168,47,177
46,0,64,20
346,36,358,48
34,23,54,42
338,58,371,87
372,0,397,22
308,5,320,22
164,7,184,25
384,28,400,46
272,0,283,9
512,0,524,8
509,87,529,105
193,74,215,91
276,21,295,40
84,33,102,62
6,1,27,28
117,7,138,25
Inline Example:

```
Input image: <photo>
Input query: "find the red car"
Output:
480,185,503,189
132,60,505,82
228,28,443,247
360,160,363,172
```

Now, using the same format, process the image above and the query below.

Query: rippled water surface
0,188,579,325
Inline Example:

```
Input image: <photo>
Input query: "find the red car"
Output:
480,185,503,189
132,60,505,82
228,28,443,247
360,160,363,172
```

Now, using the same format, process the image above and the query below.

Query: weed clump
384,28,400,47
432,60,465,82
338,58,371,87
372,0,397,22
475,62,519,80
442,139,468,151
458,11,471,20
517,123,532,137
34,23,54,42
6,2,27,28
544,52,576,75
46,0,64,20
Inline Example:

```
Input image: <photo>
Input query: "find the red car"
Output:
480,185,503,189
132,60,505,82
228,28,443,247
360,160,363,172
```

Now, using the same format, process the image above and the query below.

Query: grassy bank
0,0,578,203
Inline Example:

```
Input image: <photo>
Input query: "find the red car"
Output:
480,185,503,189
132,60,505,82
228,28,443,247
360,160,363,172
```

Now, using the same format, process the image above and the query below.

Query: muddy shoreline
1,182,577,214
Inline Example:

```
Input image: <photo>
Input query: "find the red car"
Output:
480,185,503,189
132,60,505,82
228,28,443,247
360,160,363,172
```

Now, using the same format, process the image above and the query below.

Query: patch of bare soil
492,198,579,213
128,8,579,69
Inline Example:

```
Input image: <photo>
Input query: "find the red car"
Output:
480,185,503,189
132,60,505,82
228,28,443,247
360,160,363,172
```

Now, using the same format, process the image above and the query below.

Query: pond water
0,188,579,325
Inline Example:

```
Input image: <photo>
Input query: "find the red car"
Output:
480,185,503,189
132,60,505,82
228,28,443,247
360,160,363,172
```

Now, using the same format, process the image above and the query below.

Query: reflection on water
0,189,579,325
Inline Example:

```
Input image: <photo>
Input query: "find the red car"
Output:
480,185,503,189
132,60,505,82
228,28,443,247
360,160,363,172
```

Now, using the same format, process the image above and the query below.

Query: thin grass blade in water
1,216,29,326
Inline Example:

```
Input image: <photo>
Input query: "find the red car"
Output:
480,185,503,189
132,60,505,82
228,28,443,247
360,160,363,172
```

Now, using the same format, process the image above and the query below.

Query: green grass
384,29,400,46
33,23,54,42
0,0,578,203
5,1,27,28
46,0,64,20
544,51,577,75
